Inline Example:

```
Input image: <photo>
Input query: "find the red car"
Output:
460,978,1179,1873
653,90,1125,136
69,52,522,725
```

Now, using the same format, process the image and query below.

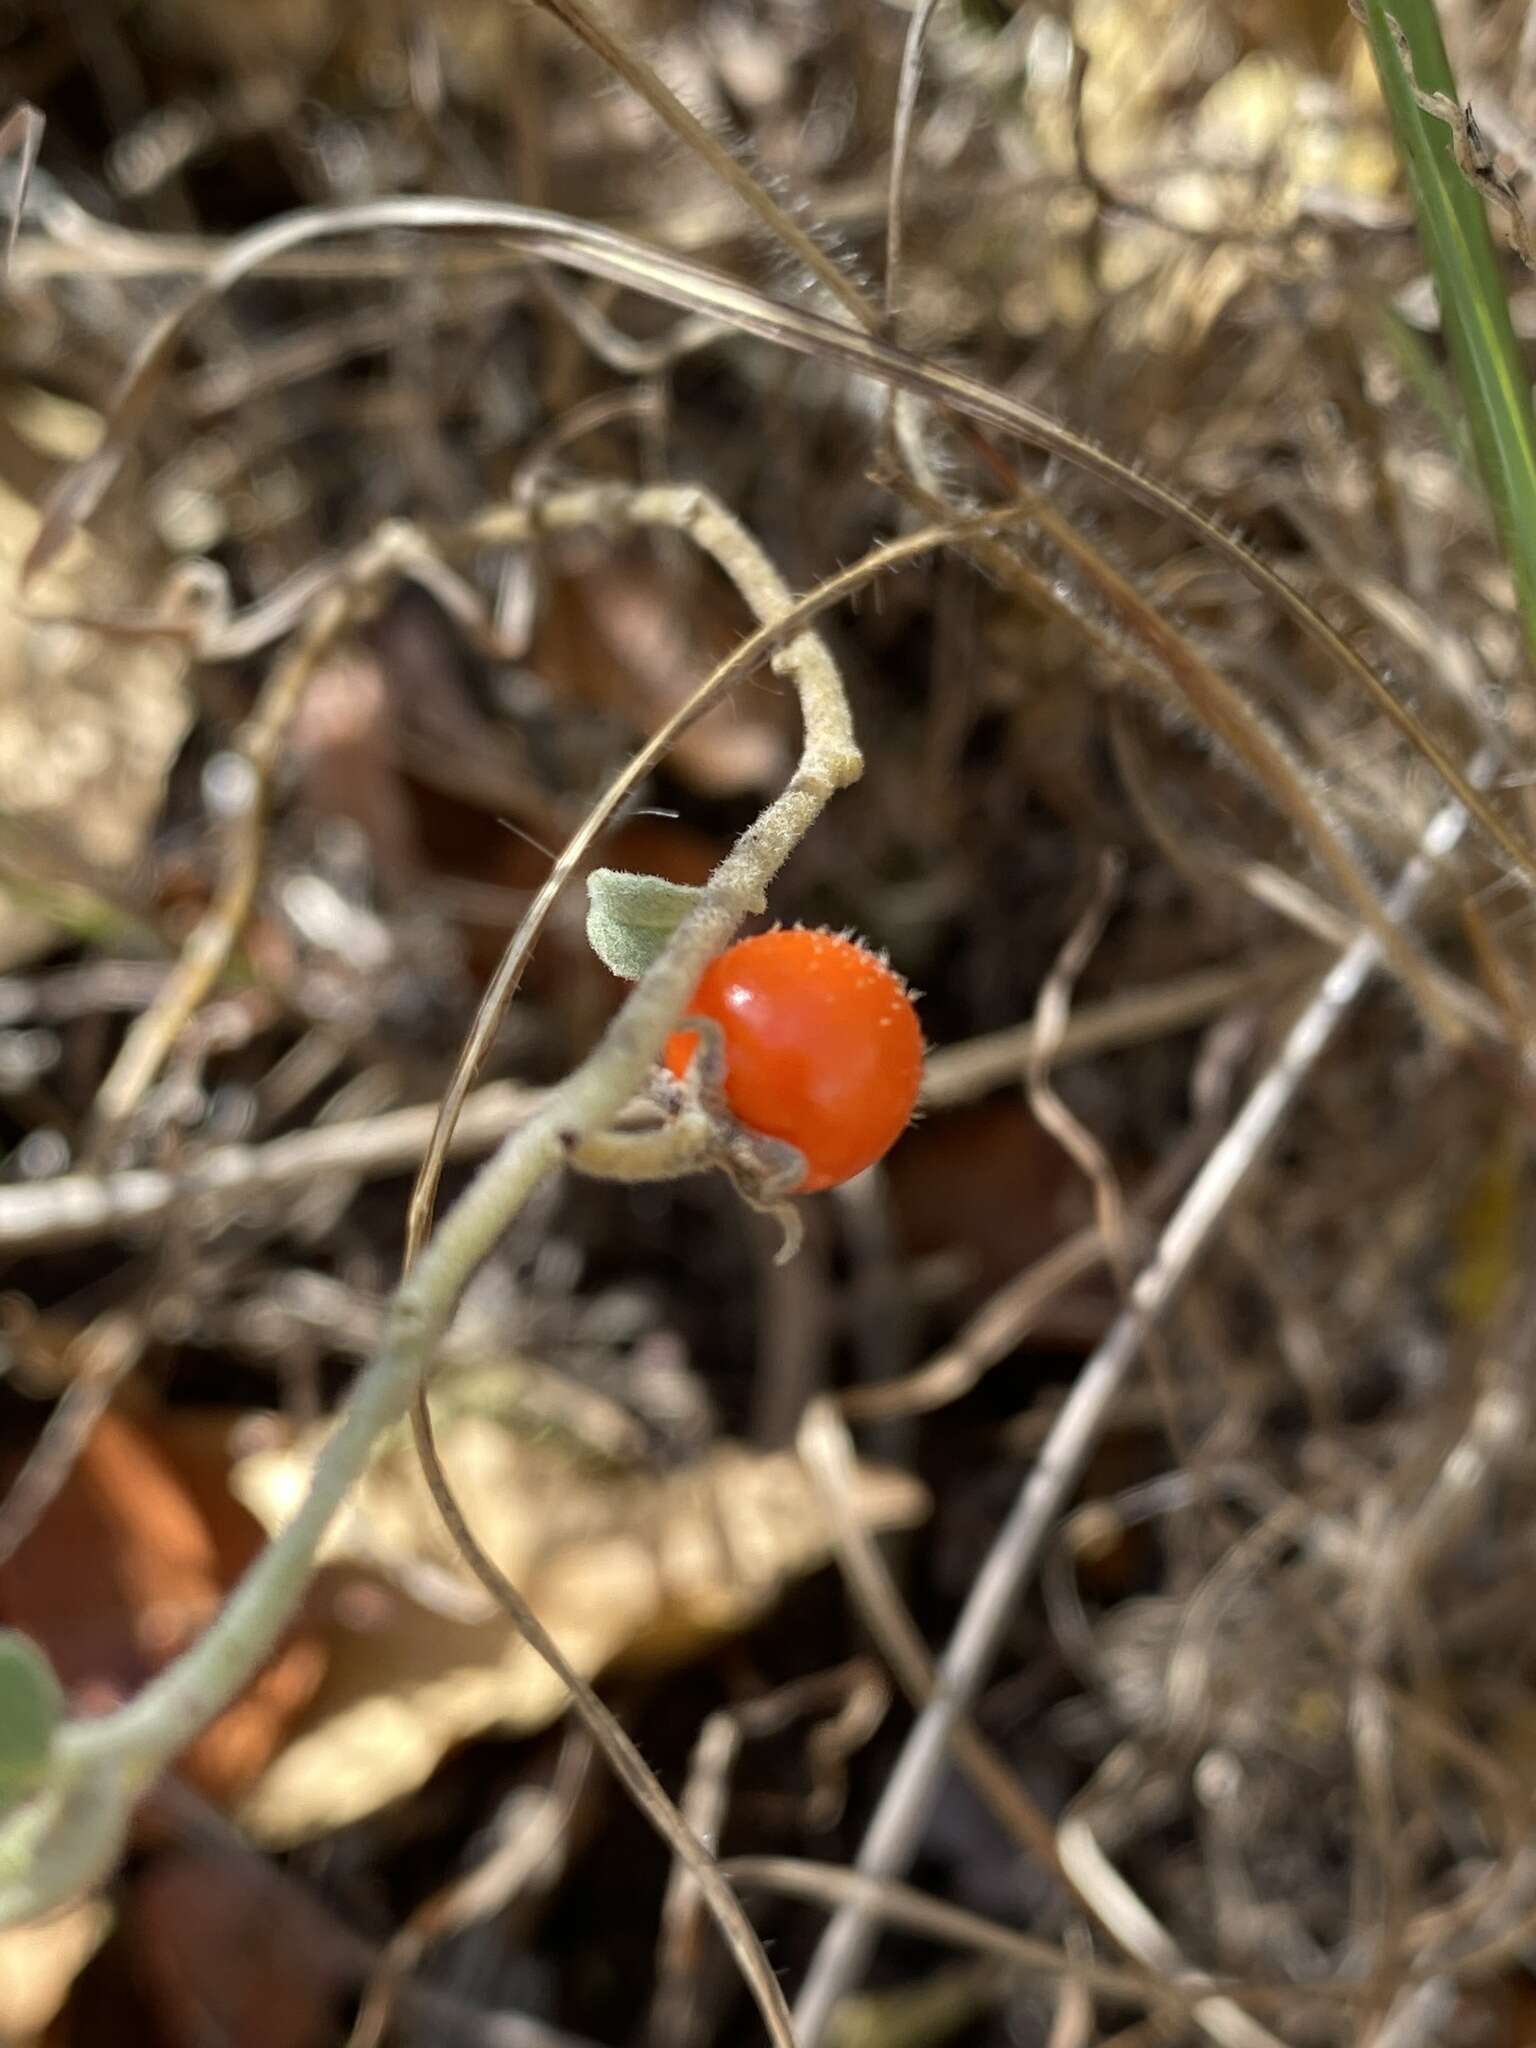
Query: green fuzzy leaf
0,1630,63,1799
1359,0,1536,661
586,868,705,980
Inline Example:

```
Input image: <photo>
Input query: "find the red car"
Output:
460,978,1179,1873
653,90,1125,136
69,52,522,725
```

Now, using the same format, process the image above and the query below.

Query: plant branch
0,495,1045,1959
0,951,1306,1256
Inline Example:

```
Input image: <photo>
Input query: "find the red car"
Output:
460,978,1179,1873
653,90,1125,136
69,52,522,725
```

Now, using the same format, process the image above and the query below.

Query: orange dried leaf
0,1410,326,1804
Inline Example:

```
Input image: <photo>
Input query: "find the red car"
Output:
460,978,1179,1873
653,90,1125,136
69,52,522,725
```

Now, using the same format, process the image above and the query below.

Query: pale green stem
1,479,860,1924
58,759,852,1788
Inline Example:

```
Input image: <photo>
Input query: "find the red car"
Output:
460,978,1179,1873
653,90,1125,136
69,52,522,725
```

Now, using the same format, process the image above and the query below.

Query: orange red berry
663,928,924,1193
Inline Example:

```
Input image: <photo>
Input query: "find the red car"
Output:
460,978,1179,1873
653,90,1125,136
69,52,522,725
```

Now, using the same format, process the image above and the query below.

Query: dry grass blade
884,464,1469,1033
532,0,873,331
839,1224,1111,1424
407,1398,797,2048
22,194,1535,899
791,771,1489,2043
1017,491,1461,1037
886,0,944,331
0,103,44,278
917,954,1317,1111
89,584,356,1145
727,1859,1363,2019
849,1027,1249,1425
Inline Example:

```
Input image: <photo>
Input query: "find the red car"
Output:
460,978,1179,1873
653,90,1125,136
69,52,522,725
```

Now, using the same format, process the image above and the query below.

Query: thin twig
1025,850,1133,1287
0,1080,543,1254
90,582,357,1146
730,1859,1366,2018
531,0,874,330
0,952,1292,1258
839,1222,1111,1423
886,0,944,332
1055,1814,1287,2048
919,947,1318,1112
0,1311,146,1566
646,1666,886,2048
798,1400,1066,1874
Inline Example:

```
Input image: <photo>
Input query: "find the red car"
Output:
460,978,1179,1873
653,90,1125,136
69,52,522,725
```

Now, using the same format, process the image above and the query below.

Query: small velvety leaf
0,1628,63,1797
586,866,705,980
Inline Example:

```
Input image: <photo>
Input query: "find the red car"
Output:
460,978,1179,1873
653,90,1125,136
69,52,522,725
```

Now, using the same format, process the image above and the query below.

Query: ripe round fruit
663,928,924,1193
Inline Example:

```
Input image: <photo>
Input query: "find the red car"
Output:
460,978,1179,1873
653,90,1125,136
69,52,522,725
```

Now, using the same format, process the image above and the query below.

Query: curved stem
5,482,891,1932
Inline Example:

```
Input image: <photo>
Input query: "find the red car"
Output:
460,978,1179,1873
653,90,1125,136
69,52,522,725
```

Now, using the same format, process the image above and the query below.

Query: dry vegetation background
4,0,1536,2042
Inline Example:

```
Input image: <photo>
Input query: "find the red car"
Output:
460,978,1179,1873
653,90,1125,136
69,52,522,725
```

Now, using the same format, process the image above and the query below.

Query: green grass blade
1360,0,1536,660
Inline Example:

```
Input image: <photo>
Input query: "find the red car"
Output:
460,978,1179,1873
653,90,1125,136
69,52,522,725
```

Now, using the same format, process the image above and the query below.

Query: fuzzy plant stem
0,546,860,1931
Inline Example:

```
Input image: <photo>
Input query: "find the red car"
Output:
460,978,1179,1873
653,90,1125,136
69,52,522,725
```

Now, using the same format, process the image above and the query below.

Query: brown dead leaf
887,1097,1093,1307
534,547,792,798
0,1897,112,2046
231,1412,927,1843
127,1855,341,2048
288,643,424,905
0,1410,326,1805
0,392,189,968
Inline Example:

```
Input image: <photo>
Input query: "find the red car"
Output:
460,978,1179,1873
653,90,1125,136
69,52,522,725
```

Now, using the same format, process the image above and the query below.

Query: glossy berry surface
663,928,924,1192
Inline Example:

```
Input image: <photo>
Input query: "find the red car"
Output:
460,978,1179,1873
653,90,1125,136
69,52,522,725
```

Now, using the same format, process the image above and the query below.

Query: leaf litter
230,1390,927,1843
5,0,1536,2043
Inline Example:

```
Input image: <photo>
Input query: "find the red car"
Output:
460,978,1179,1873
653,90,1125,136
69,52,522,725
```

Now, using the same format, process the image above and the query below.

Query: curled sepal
0,1631,64,1803
586,868,705,981
720,1129,807,1265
